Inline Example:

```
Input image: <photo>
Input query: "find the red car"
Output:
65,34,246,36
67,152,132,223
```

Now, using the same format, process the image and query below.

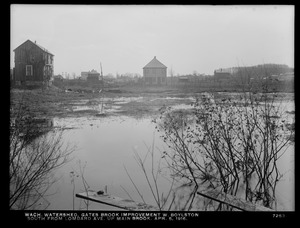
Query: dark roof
214,68,231,73
13,39,54,56
143,56,167,69
54,75,63,79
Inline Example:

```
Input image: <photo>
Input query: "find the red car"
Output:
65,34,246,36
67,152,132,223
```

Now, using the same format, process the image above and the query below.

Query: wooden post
76,189,274,211
76,190,158,211
197,189,274,211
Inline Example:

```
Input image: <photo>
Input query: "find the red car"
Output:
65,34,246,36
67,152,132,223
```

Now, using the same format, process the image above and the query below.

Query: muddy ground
10,85,294,121
10,85,198,119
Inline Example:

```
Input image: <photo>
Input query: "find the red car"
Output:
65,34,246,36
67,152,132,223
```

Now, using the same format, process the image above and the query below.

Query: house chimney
154,56,156,59
35,40,36,43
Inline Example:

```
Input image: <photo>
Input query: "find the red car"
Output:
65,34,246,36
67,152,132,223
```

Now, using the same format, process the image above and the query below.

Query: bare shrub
10,94,74,210
154,90,293,210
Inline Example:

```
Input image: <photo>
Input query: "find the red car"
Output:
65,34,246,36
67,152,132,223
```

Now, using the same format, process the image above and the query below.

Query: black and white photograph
9,4,294,221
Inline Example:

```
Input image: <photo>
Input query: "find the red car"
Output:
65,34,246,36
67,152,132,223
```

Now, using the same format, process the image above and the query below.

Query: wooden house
143,56,167,85
87,69,100,82
214,68,232,80
53,74,64,82
81,71,89,80
13,40,54,85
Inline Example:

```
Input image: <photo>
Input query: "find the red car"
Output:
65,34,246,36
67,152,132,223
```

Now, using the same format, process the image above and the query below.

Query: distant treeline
177,64,293,78
232,64,293,78
50,63,293,93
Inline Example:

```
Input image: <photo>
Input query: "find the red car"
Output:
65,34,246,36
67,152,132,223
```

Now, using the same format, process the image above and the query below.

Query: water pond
42,94,294,211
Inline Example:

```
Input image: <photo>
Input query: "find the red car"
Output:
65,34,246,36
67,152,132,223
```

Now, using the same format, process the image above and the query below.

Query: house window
44,65,53,80
26,65,33,76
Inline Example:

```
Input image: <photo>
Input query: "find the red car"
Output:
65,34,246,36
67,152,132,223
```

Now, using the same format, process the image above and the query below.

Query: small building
81,71,89,80
214,68,231,80
143,56,167,85
278,72,294,81
13,39,54,86
53,74,64,82
178,76,189,83
87,69,100,82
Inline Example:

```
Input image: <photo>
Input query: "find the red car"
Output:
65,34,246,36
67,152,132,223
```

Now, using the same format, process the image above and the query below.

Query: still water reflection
45,100,294,211
46,116,172,210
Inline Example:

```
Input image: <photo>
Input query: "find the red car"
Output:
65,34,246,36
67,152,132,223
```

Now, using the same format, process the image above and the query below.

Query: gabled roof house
13,39,54,86
143,56,167,85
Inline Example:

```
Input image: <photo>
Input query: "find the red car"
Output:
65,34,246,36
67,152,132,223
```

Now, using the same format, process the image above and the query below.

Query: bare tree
10,93,74,210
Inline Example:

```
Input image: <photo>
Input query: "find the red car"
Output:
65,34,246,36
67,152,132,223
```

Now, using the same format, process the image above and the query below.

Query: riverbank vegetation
9,94,75,209
151,90,294,210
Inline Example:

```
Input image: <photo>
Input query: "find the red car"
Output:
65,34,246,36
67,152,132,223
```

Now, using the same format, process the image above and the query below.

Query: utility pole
170,65,174,86
100,62,103,85
99,62,104,114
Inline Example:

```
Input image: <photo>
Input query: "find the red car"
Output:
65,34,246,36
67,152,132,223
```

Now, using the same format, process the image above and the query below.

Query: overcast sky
10,5,294,76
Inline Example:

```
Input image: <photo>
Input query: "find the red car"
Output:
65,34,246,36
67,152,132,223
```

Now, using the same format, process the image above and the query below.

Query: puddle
72,104,122,113
69,99,90,106
112,96,144,104
150,96,196,102
171,103,194,110
72,105,96,112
